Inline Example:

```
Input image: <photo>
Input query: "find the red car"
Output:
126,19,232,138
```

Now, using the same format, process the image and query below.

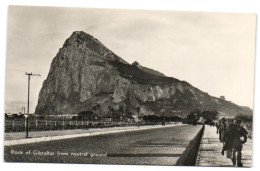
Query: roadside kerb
176,125,205,166
4,124,184,146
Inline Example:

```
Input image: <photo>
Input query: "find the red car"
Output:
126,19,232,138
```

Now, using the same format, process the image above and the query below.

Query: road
4,125,202,166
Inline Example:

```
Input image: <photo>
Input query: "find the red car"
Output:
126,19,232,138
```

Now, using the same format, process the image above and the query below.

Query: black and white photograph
2,3,257,168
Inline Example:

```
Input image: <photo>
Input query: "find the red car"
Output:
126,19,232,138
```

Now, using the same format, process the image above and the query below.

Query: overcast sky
5,5,256,113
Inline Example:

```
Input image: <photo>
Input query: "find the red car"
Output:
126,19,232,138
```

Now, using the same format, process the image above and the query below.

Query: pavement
196,125,252,167
4,123,183,146
4,124,202,165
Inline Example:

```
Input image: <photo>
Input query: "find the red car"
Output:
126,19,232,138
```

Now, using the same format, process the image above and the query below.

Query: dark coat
219,123,226,142
225,124,248,151
223,124,235,150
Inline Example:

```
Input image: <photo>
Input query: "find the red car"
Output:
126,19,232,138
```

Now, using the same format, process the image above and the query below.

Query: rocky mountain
35,31,253,118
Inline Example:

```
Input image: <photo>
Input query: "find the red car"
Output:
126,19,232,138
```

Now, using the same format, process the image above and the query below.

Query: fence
4,117,139,133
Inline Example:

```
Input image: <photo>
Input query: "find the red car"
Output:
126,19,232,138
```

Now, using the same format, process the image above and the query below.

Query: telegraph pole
25,72,40,138
25,72,32,138
22,107,25,114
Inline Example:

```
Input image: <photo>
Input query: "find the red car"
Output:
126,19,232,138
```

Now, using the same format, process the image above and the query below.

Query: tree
78,111,94,120
111,107,115,122
236,114,253,122
127,111,131,118
143,115,160,122
92,106,97,115
119,105,124,121
108,106,111,119
137,107,140,128
92,105,97,121
108,106,115,122
96,104,101,123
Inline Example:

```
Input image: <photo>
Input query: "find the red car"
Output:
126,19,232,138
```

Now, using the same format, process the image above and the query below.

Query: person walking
222,119,234,157
218,118,227,156
219,118,226,143
216,121,220,134
162,120,165,126
229,118,248,167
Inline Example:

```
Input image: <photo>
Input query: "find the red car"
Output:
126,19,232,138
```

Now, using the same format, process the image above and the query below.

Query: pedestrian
219,118,226,143
216,121,220,134
221,119,234,157
162,120,165,126
192,119,197,126
230,118,248,167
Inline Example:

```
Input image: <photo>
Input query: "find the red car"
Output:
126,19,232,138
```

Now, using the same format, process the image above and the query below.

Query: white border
0,1,259,171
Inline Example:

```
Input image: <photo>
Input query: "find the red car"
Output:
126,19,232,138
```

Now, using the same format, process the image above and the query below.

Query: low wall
176,125,205,166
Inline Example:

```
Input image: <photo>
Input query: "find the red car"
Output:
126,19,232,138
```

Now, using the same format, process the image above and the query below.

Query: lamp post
25,72,40,138
25,72,32,138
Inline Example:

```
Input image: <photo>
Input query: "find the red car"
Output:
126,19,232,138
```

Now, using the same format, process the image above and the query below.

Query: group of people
216,118,248,167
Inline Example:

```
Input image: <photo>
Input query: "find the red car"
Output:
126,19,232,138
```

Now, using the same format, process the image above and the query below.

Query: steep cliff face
35,31,252,117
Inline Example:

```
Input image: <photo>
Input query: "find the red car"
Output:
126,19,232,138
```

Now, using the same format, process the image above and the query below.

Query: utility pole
25,72,32,138
25,72,40,138
22,107,25,114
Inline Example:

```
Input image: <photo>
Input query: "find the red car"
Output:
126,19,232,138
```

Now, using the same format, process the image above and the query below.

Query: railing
4,118,165,133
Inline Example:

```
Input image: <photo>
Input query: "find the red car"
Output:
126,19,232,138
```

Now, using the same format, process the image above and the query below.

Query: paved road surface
5,125,202,165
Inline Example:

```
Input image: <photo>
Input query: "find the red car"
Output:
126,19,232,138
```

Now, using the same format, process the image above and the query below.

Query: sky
5,5,256,113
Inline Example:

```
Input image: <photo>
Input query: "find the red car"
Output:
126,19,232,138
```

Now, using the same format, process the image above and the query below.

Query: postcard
4,5,256,167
